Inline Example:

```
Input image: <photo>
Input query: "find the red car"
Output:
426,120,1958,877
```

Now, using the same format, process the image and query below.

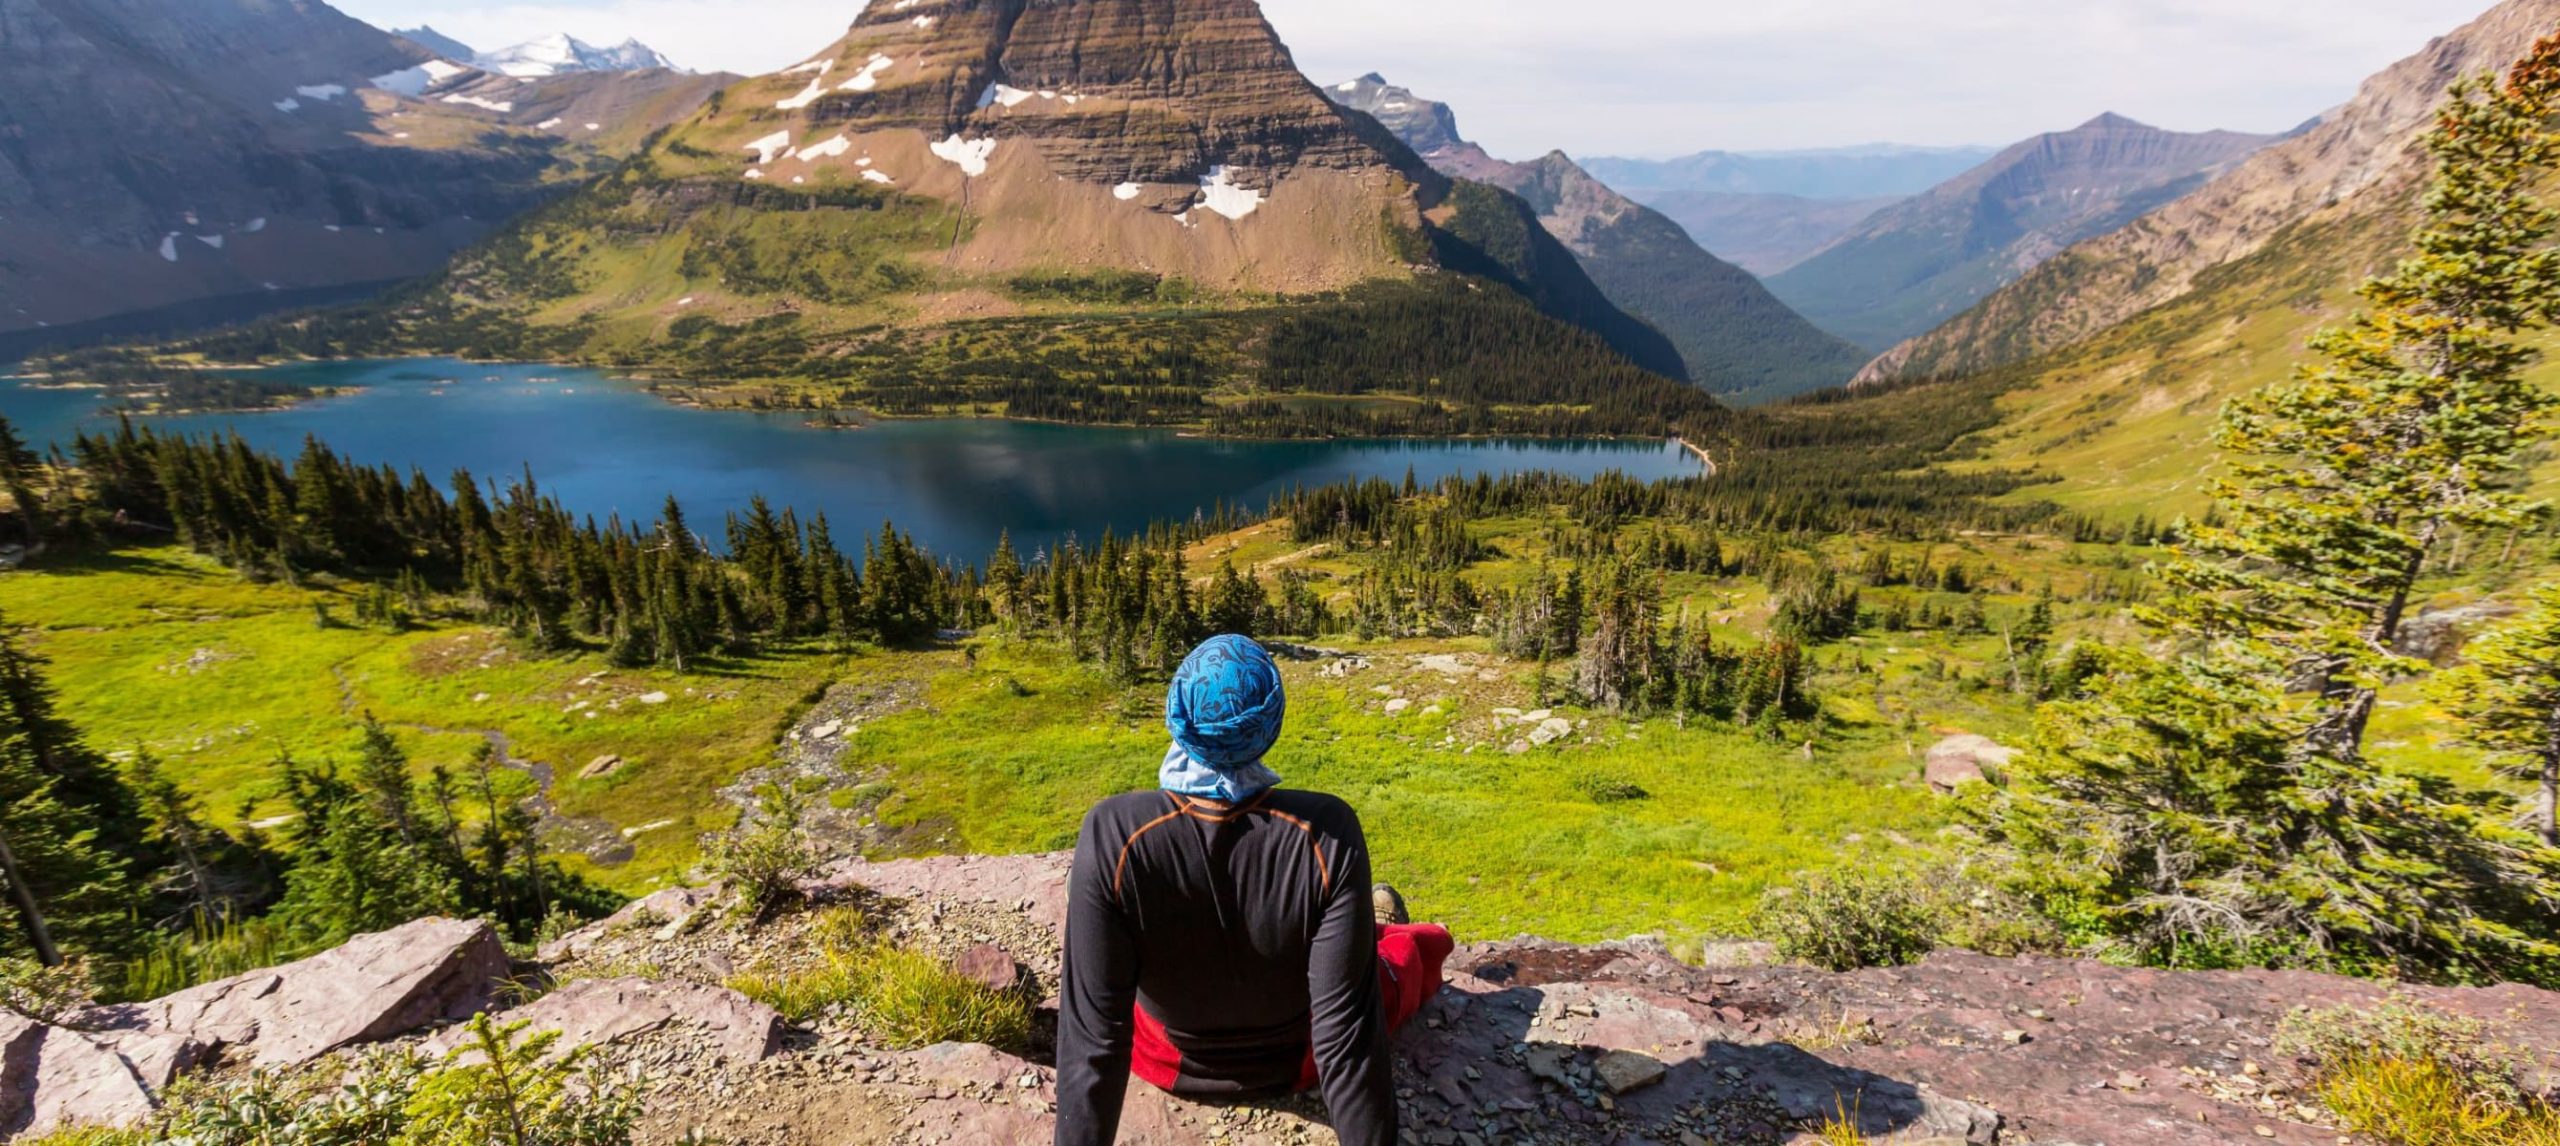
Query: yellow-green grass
0,547,856,891
20,519,2514,945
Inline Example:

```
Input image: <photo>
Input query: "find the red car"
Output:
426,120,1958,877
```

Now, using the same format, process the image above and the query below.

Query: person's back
1053,637,1452,1146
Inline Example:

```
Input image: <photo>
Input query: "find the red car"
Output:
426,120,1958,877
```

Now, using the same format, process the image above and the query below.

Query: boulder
953,943,1021,993
580,753,624,779
1594,1048,1666,1094
422,978,782,1066
76,917,509,1071
1,1013,162,1138
2396,600,2519,666
541,885,721,962
1924,734,2015,793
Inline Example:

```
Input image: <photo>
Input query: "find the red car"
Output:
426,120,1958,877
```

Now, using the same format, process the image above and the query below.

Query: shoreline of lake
0,359,1706,563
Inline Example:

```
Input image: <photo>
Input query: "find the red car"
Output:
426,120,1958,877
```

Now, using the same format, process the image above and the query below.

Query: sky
332,0,2499,157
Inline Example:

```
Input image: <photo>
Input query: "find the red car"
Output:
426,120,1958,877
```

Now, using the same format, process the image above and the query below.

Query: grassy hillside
0,504,2148,943
1890,203,2560,521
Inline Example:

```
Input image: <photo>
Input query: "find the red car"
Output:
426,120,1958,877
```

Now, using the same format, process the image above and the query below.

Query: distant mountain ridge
476,33,680,77
1327,74,1870,403
1581,147,1998,201
0,0,723,344
1766,112,2282,351
1855,0,2560,387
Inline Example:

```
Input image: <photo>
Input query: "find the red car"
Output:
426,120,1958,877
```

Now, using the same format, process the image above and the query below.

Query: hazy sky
333,0,2499,157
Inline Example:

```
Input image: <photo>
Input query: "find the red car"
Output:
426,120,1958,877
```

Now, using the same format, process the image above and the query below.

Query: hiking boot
1371,883,1409,927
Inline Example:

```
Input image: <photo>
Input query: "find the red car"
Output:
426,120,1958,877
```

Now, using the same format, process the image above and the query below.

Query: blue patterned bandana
1160,635,1286,801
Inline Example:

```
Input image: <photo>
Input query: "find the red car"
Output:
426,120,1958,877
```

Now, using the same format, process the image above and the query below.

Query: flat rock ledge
5,916,509,1138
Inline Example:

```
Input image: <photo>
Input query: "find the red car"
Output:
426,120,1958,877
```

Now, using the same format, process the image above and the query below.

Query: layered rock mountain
1855,0,2560,387
389,0,1710,413
0,0,722,347
1766,114,2283,352
1328,74,1870,403
475,33,680,78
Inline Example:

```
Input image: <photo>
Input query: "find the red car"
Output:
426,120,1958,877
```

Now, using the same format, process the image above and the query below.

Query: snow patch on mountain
745,131,792,165
841,55,895,92
371,60,472,97
443,94,515,114
777,76,827,111
799,136,853,161
1195,167,1263,219
929,135,996,177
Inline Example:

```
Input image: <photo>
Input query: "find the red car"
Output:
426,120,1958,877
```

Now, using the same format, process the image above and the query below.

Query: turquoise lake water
0,359,1701,562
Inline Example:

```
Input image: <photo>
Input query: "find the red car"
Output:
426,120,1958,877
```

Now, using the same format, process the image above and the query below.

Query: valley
8,1,2560,1144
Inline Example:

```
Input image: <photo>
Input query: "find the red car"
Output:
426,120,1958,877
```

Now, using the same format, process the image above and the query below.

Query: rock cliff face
654,0,1441,297
0,0,722,345
1327,74,1869,403
1854,0,2560,386
1767,114,2281,354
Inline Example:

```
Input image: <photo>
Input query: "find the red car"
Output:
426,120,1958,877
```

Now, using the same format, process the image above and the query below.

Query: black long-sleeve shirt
1055,789,1391,1146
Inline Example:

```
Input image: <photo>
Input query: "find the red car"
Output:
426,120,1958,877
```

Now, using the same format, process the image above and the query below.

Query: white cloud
342,0,2499,156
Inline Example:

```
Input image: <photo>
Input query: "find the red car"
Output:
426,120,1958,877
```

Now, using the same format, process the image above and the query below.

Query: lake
0,359,1702,563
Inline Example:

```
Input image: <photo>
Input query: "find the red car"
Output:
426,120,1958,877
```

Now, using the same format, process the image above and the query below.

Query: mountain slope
342,0,1716,434
476,33,679,77
1329,74,1869,402
1579,147,1993,274
391,25,475,60
1624,191,1897,277
1580,146,1999,201
1855,0,2560,387
1766,114,2281,352
0,0,722,346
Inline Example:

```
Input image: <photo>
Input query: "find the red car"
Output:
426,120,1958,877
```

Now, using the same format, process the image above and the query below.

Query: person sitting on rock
1055,634,1455,1146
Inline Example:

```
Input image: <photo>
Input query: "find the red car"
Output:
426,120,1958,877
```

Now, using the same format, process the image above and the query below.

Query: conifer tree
1986,38,2560,980
2436,583,2560,848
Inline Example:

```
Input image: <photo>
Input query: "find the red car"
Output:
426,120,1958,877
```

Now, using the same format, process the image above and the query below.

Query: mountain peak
1325,73,1466,157
475,32,678,77
2073,111,2150,132
393,25,476,61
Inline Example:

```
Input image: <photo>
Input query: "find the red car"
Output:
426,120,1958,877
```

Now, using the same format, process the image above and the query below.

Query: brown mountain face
1325,75,1868,402
1854,0,2560,386
1766,113,2282,353
658,0,1447,297
0,0,721,346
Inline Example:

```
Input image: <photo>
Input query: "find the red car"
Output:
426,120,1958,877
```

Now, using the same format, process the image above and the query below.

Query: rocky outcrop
1856,0,2560,385
4,918,505,1137
0,1014,159,1139
22,854,2560,1144
1924,734,2015,792
76,916,510,1071
1326,74,1869,402
1771,113,2281,354
624,852,2560,1144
